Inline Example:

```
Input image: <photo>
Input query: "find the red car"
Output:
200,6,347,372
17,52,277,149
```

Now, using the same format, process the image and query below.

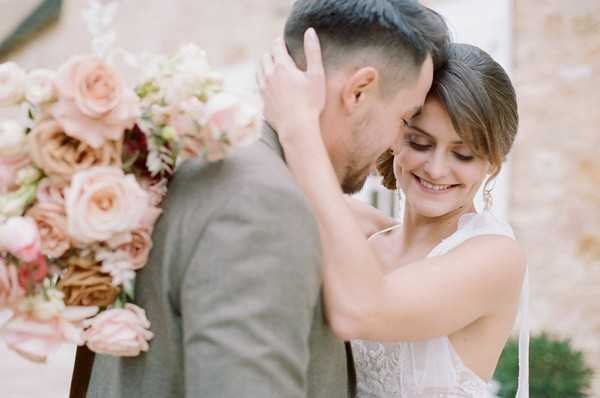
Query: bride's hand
257,28,326,147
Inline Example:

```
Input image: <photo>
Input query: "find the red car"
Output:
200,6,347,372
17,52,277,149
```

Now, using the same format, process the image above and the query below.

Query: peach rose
0,154,30,194
0,216,41,262
124,229,153,269
0,259,24,308
2,305,98,363
26,202,70,259
116,229,153,270
36,177,69,206
50,55,139,149
84,303,153,357
65,167,150,244
28,120,122,180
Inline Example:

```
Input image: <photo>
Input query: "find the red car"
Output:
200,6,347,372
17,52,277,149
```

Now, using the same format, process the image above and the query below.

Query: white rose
32,289,65,321
0,120,27,157
25,69,56,104
17,288,66,321
0,62,26,106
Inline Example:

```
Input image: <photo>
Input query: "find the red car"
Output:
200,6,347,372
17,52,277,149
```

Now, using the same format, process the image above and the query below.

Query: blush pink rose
50,55,139,149
0,216,41,262
65,167,151,244
0,259,25,308
2,305,98,363
84,303,154,356
26,202,70,259
0,155,31,195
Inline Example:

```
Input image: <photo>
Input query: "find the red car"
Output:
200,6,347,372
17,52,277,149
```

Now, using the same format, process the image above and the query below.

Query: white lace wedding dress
352,211,529,397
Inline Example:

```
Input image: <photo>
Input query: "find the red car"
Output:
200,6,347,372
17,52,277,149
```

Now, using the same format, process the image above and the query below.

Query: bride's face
393,97,491,218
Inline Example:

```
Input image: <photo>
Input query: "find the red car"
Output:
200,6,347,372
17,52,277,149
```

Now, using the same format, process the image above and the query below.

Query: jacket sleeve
180,183,322,398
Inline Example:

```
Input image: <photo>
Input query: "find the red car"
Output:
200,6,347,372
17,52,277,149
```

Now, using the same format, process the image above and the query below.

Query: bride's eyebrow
408,125,464,145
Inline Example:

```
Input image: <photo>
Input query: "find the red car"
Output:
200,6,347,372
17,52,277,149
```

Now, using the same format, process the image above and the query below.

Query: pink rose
203,92,259,146
0,155,30,195
0,216,41,262
50,55,139,149
26,202,70,259
36,177,68,206
0,259,25,308
84,303,154,356
2,305,98,363
178,93,259,162
65,167,151,244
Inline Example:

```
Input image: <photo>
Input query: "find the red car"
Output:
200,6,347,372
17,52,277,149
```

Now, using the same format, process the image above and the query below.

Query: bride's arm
344,195,397,238
259,31,526,342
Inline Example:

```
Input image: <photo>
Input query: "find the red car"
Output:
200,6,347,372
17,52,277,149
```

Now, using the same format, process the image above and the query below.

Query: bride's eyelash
408,140,476,162
408,141,431,151
454,153,475,162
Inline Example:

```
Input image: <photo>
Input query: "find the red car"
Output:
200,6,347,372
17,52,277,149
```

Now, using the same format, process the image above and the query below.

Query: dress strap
516,269,530,397
367,223,403,242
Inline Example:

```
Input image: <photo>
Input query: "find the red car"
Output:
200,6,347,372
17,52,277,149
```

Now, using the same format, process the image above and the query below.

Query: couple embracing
73,1,529,397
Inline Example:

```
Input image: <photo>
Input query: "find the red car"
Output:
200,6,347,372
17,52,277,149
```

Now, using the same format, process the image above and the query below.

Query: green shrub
494,333,594,397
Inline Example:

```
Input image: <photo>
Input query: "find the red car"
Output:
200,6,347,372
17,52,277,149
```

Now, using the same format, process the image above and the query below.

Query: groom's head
285,0,449,193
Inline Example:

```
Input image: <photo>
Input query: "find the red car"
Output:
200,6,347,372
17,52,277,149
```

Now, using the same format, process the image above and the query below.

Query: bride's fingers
304,28,324,77
260,53,275,78
272,37,294,67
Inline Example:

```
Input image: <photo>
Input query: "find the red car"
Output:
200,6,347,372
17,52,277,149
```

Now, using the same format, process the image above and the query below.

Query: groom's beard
341,162,371,194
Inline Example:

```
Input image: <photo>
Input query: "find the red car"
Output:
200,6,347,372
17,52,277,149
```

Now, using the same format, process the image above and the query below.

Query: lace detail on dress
353,211,527,398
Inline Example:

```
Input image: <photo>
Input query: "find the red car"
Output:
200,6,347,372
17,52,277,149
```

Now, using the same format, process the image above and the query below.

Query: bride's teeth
418,177,452,191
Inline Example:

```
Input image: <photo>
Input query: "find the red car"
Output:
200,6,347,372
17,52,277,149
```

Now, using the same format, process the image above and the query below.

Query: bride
258,31,529,397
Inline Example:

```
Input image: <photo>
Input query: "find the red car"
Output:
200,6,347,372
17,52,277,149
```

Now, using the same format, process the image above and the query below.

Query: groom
72,1,448,397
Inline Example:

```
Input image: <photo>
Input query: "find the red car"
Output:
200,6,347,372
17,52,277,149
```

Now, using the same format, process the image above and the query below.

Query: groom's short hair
284,0,449,91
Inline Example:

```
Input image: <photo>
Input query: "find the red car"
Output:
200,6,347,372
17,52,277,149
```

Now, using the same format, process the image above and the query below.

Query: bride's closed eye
405,133,432,151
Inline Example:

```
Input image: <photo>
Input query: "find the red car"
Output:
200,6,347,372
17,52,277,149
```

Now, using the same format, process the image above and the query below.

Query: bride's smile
393,97,492,219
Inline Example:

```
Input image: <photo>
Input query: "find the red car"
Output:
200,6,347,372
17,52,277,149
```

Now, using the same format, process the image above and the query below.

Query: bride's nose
423,151,450,180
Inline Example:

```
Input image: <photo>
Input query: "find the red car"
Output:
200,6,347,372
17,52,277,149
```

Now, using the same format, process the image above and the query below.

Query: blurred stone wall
3,0,289,68
511,0,600,394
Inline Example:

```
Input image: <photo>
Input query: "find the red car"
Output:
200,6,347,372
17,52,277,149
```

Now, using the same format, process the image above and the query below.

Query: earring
483,187,493,211
483,178,496,211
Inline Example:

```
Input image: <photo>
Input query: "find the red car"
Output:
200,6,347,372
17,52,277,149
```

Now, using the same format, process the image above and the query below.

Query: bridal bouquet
0,45,259,363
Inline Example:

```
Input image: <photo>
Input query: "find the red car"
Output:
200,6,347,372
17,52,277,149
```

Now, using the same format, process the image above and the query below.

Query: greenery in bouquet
0,43,259,363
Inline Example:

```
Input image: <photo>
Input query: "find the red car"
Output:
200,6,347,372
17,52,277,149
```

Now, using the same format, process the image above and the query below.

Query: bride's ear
341,67,380,114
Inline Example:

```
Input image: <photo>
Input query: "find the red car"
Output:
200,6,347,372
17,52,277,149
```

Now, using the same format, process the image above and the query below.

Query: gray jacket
85,127,355,398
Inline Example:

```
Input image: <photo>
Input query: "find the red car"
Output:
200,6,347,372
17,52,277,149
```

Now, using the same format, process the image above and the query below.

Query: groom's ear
341,67,380,113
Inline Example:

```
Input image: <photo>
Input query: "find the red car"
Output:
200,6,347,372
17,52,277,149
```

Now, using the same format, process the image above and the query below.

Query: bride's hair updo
377,43,519,190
